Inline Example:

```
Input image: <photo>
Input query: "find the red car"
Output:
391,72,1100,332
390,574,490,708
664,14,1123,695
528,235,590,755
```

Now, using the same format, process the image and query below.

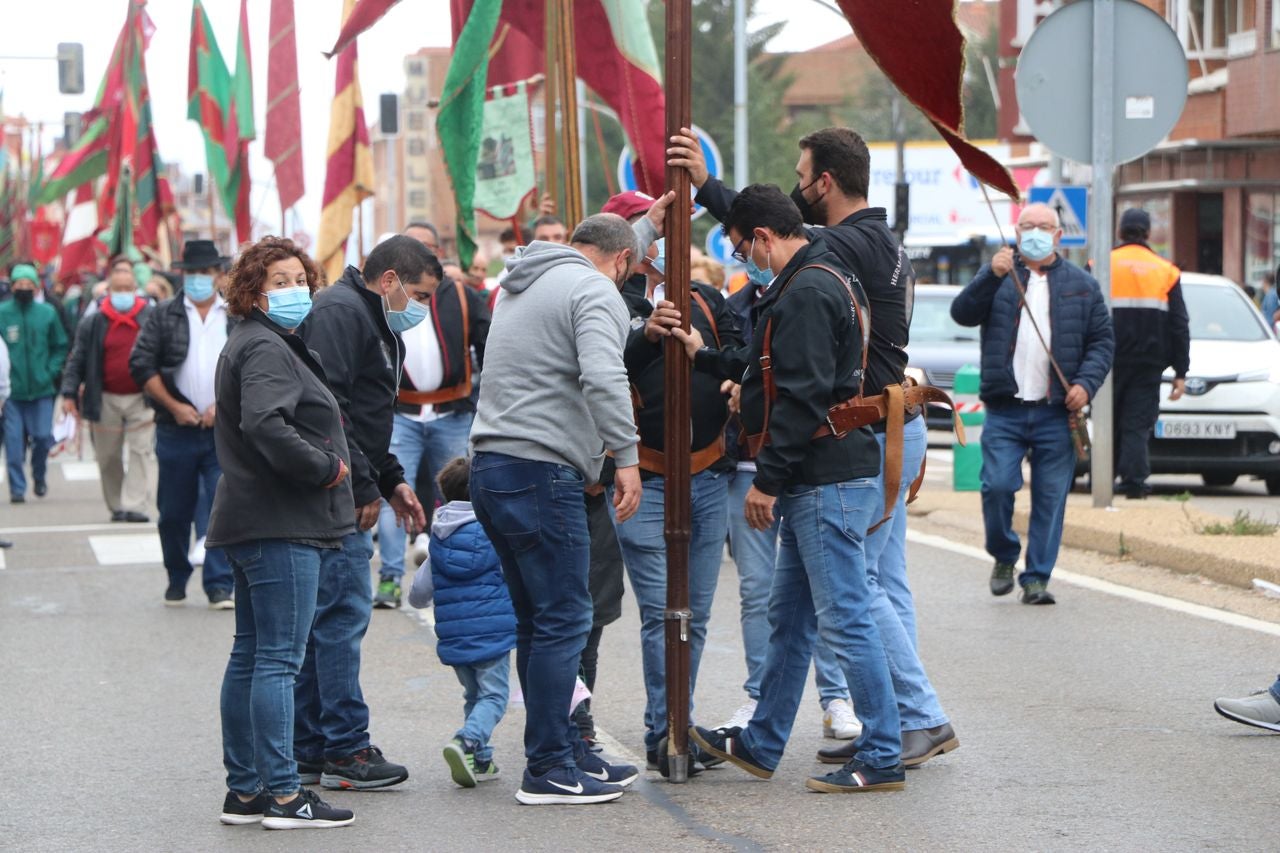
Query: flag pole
556,0,582,226
662,0,693,784
543,0,559,212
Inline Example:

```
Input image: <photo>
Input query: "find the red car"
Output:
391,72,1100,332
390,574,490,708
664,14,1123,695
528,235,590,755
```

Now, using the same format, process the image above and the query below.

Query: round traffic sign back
1015,0,1187,165
618,124,721,221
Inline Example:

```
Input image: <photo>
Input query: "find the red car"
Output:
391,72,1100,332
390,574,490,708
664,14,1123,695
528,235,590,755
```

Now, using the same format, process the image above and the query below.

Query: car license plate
1154,419,1236,439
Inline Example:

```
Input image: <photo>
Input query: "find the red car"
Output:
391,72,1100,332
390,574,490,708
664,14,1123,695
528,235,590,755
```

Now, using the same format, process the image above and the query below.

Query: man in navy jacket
951,203,1114,605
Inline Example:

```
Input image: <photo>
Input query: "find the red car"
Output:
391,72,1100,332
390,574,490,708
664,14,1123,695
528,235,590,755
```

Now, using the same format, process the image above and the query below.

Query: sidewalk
910,484,1280,590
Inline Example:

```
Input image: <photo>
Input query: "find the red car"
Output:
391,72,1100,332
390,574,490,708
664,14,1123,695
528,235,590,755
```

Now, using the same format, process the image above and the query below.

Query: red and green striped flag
188,0,254,243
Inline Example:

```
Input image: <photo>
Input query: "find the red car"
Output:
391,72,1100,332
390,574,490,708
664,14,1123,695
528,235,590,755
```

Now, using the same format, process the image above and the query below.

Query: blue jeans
868,417,948,730
980,404,1077,585
727,469,848,706
155,423,232,597
4,395,54,498
610,470,728,751
739,479,902,770
294,531,375,761
376,412,474,579
470,452,591,775
220,540,322,796
454,653,511,763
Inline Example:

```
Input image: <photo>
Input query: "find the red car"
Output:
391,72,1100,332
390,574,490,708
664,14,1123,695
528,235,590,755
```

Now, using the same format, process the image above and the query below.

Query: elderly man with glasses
950,203,1114,605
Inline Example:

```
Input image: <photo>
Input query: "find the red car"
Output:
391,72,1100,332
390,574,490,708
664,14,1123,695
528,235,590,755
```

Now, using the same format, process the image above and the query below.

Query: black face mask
13,289,34,306
790,181,824,226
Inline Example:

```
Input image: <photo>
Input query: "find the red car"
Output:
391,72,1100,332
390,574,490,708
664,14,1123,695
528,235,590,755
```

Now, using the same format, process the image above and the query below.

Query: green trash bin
952,364,983,492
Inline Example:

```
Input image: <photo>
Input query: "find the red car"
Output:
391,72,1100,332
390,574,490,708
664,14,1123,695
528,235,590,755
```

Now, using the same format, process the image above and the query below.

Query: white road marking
906,529,1280,638
0,523,156,535
0,549,6,570
88,534,164,566
59,462,101,482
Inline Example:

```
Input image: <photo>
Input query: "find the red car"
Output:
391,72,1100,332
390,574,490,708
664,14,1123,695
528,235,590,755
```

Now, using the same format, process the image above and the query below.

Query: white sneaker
409,533,430,568
823,698,861,740
188,536,206,568
718,698,758,731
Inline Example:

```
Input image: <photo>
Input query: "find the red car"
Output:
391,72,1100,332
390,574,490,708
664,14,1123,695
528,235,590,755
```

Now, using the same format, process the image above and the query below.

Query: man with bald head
470,194,673,804
951,202,1113,605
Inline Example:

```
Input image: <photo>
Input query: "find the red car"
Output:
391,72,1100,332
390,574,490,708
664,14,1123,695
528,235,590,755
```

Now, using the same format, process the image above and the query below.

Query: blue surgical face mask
264,285,312,329
1018,228,1056,262
745,238,773,287
649,238,666,276
385,274,430,333
109,292,136,312
184,273,215,302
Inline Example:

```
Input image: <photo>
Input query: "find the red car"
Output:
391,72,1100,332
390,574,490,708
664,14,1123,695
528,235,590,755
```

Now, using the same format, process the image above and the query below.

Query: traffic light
379,93,399,136
63,112,82,148
57,43,84,95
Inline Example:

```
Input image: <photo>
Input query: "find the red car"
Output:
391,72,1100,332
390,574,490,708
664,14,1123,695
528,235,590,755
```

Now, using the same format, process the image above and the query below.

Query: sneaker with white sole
718,698,758,731
576,746,638,787
219,791,271,825
260,788,354,829
823,698,861,740
515,765,624,805
1214,688,1280,733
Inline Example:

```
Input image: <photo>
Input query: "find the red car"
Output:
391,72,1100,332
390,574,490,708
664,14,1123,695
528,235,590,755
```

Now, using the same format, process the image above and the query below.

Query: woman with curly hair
207,237,357,830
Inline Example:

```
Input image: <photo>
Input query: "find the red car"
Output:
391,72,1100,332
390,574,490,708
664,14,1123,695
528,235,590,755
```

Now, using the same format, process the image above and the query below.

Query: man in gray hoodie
470,196,672,805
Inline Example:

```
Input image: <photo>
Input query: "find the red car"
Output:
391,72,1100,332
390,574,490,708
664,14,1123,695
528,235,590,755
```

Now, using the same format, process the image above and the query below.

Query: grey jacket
470,238,645,481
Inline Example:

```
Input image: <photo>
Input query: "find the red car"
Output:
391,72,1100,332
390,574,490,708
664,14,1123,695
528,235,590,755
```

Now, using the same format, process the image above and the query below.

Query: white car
1150,273,1280,494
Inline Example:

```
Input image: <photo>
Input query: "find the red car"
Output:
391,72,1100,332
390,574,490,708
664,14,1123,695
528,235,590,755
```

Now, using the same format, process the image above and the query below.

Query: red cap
601,191,656,221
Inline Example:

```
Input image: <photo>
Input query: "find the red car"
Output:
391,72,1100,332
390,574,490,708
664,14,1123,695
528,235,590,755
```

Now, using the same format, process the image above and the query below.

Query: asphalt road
2,455,1278,851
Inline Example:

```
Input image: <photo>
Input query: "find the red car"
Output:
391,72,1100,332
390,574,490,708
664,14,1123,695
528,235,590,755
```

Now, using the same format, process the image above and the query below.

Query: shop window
1246,192,1280,289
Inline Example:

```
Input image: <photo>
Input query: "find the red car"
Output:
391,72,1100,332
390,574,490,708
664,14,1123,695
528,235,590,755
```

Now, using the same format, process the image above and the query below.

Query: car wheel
1267,476,1280,497
1201,473,1238,488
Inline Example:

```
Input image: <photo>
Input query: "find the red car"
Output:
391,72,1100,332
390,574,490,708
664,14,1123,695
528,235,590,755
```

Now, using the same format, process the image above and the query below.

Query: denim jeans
220,540,321,796
376,412,474,579
980,404,1077,585
470,452,592,775
739,479,902,770
610,470,728,751
868,417,948,730
4,395,54,498
454,653,511,763
294,531,374,762
155,423,232,597
727,469,848,706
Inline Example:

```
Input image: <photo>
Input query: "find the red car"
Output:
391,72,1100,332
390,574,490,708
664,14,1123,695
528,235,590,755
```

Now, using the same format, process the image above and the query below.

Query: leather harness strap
397,283,472,406
634,289,728,475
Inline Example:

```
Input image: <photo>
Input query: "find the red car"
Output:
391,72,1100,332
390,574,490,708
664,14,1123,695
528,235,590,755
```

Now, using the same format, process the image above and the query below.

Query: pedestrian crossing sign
1028,186,1088,247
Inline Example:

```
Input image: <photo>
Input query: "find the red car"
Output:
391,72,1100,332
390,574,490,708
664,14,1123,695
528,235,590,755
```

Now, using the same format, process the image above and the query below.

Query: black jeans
1112,363,1164,494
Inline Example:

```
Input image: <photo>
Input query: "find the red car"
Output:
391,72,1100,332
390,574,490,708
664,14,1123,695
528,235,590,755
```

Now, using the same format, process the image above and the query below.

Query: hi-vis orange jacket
1109,241,1191,377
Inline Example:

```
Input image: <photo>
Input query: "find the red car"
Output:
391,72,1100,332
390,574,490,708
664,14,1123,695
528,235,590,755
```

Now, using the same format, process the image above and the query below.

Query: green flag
436,0,502,269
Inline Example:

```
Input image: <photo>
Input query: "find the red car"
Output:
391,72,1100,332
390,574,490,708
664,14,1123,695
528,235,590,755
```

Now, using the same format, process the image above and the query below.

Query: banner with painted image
472,80,536,221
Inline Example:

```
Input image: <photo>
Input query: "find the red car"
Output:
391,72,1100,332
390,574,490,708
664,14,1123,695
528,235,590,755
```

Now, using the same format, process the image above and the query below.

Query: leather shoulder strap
690,289,721,348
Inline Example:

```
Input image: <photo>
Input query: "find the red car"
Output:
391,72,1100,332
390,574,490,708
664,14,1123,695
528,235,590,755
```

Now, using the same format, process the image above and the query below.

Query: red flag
324,0,400,58
59,182,103,282
266,0,305,212
834,0,1019,200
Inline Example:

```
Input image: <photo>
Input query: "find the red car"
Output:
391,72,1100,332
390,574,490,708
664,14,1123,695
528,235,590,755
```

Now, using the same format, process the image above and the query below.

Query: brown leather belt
398,381,472,406
637,435,726,476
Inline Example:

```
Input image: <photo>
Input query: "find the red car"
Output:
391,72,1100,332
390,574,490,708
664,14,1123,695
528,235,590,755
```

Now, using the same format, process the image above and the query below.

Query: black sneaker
208,589,235,611
805,758,906,793
320,745,409,790
10,494,24,504
576,745,638,787
1020,581,1056,605
297,757,324,786
990,561,1016,596
219,791,272,825
688,725,773,779
34,480,47,498
515,765,624,805
261,788,354,830
164,586,186,607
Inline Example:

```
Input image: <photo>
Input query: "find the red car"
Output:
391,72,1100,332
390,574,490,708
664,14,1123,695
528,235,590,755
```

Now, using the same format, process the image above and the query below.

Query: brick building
999,0,1280,286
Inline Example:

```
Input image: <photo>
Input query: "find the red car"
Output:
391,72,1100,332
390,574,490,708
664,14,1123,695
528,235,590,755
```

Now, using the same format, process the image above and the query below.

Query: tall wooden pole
662,0,694,784
557,0,582,226
543,0,559,212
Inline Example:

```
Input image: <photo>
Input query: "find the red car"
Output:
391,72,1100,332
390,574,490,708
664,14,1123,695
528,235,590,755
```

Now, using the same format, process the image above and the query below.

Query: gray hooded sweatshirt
470,238,644,480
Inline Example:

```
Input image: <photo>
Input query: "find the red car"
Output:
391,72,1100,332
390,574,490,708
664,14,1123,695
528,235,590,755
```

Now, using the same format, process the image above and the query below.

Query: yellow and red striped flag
317,0,374,284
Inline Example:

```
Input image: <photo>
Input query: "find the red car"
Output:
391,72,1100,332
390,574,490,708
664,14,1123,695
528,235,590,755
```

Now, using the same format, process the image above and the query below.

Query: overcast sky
0,0,851,238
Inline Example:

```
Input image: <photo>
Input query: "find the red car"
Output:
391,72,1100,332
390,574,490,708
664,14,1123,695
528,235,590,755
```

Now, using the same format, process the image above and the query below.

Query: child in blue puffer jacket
409,456,516,788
